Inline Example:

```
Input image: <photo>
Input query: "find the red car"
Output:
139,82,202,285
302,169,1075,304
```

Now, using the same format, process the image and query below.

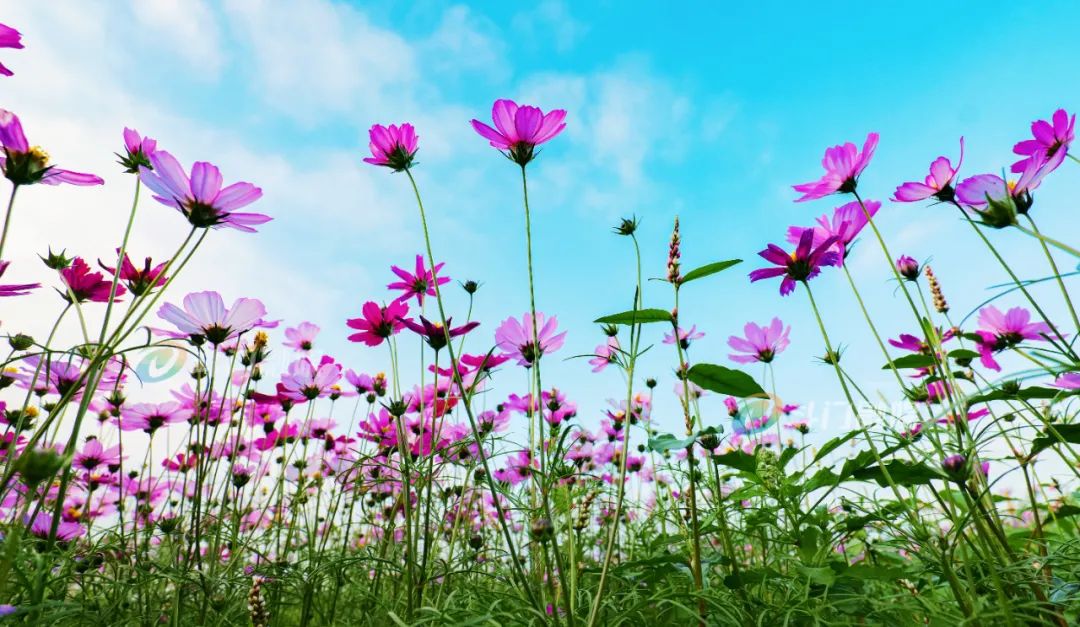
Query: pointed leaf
594,308,673,325
687,363,766,398
681,259,742,285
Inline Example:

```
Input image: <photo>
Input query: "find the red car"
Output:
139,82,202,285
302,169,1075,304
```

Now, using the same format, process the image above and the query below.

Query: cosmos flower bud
895,255,920,281
468,534,484,550
15,447,66,487
40,247,72,270
8,333,32,351
645,378,657,389
700,432,720,451
613,216,639,236
529,517,553,542
461,280,479,295
941,454,967,481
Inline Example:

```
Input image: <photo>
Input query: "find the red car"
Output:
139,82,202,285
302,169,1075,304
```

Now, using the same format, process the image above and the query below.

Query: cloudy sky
3,0,1079,443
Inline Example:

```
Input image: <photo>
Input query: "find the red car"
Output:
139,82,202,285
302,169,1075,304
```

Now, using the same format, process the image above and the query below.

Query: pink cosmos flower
119,128,158,173
98,251,167,296
0,260,38,296
749,231,839,296
728,318,790,364
663,326,705,349
156,291,268,345
893,138,964,203
973,306,1056,371
120,401,191,434
589,337,620,373
1052,372,1080,390
470,99,567,166
0,109,103,186
363,123,418,171
1012,109,1074,174
346,300,409,347
388,255,449,306
493,449,536,486
26,511,84,543
495,312,567,367
60,257,125,303
0,23,23,77
73,439,123,472
279,356,343,402
786,199,880,266
955,153,1054,221
138,150,268,232
793,133,879,202
283,321,319,353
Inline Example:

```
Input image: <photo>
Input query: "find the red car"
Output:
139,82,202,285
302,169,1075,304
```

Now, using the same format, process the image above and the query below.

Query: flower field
4,15,1080,627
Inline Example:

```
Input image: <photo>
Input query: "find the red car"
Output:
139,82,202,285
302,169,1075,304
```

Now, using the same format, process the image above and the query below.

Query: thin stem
0,184,18,261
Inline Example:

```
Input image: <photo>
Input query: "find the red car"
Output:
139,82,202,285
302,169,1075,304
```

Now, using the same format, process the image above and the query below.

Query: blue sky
4,1,1079,443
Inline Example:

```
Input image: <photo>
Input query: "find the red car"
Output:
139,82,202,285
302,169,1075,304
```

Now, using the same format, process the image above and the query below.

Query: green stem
0,184,18,261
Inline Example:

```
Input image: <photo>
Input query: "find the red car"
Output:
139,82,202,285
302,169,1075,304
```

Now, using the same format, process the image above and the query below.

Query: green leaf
797,565,836,586
647,433,698,453
948,349,980,361
687,363,766,398
967,385,1064,405
853,461,943,487
1031,424,1080,456
882,354,936,370
711,450,759,473
594,308,673,325
680,259,742,284
812,429,862,465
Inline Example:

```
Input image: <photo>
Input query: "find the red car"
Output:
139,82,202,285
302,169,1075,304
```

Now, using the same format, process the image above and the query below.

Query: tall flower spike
924,265,948,313
667,217,682,284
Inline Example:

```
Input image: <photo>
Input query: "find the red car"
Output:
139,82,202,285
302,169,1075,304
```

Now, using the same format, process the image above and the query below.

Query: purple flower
98,251,168,296
363,123,418,171
346,300,409,347
0,23,23,77
283,321,319,353
388,255,449,306
892,138,964,203
279,355,342,401
60,257,125,303
495,312,567,367
470,99,567,166
73,439,122,472
25,511,84,543
786,199,880,266
793,133,878,202
749,230,838,296
156,291,268,345
0,260,38,296
941,454,966,479
955,153,1054,223
728,318,790,364
589,337,620,373
0,109,103,186
138,150,268,232
120,401,191,434
119,128,158,173
973,305,1057,371
663,326,705,349
402,315,479,352
1052,372,1080,390
1012,109,1074,175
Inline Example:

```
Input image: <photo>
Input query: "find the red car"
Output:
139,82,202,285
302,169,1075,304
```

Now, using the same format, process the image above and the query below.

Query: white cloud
512,0,587,53
130,0,225,77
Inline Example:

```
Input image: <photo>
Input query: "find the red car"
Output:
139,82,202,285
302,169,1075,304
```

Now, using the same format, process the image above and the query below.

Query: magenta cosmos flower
589,337,620,373
388,254,449,306
120,401,191,434
156,290,267,345
346,300,409,347
363,123,418,171
0,260,38,296
60,257,126,303
973,305,1056,371
0,109,103,186
283,321,319,353
786,199,880,266
402,315,479,352
26,511,84,543
1052,372,1080,390
495,312,567,367
470,99,567,166
98,251,167,296
955,153,1053,224
0,23,23,77
893,138,964,203
728,318,790,364
138,150,268,232
119,128,158,174
663,326,705,349
749,231,838,296
793,133,879,202
1013,109,1074,175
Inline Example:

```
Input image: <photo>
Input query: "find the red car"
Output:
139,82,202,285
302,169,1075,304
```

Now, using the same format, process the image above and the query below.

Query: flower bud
895,255,920,281
8,333,33,351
